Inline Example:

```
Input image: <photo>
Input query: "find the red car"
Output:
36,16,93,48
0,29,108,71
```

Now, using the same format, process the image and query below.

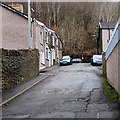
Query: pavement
1,65,58,107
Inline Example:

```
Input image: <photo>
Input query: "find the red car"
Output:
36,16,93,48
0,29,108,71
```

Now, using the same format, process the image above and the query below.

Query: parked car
91,55,102,66
60,55,72,66
72,58,82,63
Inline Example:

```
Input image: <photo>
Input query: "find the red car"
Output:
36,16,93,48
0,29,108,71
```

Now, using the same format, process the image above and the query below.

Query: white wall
102,29,114,52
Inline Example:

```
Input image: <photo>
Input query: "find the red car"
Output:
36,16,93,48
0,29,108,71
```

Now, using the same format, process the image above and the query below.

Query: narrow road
2,63,119,118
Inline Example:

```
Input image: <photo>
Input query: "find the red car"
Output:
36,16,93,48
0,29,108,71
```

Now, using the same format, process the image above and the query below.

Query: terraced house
33,19,63,70
0,2,63,70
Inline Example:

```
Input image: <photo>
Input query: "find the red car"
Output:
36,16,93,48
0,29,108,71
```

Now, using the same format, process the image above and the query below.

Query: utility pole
11,0,13,7
28,0,32,49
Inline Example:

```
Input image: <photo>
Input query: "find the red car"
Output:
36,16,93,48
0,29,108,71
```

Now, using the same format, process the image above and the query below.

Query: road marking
0,75,50,107
97,112,100,118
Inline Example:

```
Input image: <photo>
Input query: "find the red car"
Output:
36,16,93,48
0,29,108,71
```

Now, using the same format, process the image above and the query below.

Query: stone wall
1,49,39,90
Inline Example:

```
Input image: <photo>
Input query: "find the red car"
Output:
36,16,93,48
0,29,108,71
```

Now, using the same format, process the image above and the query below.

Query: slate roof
99,22,116,29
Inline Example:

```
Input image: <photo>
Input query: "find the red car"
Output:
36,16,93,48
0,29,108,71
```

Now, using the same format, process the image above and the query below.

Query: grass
102,80,119,103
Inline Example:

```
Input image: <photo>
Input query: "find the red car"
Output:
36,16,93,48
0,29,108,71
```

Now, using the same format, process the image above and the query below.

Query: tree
20,2,119,57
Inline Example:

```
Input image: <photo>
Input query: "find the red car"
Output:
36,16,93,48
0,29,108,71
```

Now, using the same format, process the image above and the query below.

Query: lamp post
28,0,32,49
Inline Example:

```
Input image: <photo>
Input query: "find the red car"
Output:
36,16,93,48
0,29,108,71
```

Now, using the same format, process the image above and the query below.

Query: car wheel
60,64,62,66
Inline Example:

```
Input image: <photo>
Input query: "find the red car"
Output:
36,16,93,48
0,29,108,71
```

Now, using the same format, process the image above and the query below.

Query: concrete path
2,63,119,118
1,65,58,106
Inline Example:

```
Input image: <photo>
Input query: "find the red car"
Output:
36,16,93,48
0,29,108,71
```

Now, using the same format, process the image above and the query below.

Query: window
41,51,45,64
44,31,48,44
56,38,58,46
40,31,43,44
46,48,49,59
52,36,55,46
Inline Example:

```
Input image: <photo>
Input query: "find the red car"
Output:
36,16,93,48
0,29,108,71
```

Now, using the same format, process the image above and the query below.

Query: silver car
60,56,72,66
91,55,102,66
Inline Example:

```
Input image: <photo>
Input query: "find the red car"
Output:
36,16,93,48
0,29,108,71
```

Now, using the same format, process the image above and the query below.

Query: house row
99,18,120,95
33,20,63,69
0,2,63,70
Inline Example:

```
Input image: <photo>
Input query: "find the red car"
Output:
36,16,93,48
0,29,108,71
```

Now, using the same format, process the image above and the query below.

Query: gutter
0,2,33,22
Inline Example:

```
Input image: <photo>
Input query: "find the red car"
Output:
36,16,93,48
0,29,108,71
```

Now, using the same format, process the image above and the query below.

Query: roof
99,22,116,29
45,27,55,34
0,2,32,21
35,20,55,35
35,20,46,27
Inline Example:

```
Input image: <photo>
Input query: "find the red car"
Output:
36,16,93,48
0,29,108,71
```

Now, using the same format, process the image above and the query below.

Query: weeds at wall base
102,80,119,103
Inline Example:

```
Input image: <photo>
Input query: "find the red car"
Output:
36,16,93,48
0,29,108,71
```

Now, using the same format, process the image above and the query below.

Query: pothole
77,70,85,72
47,88,62,93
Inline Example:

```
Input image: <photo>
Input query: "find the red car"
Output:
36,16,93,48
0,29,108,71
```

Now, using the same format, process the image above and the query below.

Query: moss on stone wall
1,48,39,90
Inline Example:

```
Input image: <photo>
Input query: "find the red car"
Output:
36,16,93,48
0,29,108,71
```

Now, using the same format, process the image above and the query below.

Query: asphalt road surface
2,63,119,118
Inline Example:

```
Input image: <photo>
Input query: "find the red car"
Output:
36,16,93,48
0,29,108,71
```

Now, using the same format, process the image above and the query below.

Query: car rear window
62,56,70,60
93,55,102,59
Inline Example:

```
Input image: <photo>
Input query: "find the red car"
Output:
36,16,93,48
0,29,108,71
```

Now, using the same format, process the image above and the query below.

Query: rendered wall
106,41,120,94
102,29,114,52
1,6,29,49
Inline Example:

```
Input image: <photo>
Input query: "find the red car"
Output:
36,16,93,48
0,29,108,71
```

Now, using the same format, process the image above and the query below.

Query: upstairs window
40,31,43,44
52,36,55,46
44,31,48,44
